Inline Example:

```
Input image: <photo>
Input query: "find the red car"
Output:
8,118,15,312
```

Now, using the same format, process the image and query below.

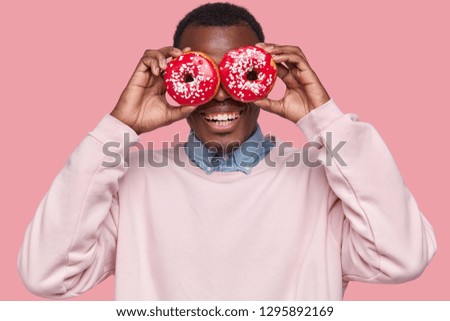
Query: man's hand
110,47,195,135
254,43,330,123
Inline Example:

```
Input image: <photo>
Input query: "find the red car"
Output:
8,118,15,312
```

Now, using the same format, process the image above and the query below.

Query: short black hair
173,2,265,48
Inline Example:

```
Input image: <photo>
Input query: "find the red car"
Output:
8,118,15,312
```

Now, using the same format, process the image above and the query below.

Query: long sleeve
17,115,139,299
296,99,437,283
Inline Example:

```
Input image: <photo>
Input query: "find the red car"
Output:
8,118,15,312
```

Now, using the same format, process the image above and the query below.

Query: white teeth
216,120,231,126
203,111,240,121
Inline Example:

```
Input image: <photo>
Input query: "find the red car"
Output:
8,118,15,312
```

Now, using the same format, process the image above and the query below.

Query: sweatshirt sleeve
296,99,437,283
17,114,140,299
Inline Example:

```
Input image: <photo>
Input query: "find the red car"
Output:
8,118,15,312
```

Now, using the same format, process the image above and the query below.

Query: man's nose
214,84,231,102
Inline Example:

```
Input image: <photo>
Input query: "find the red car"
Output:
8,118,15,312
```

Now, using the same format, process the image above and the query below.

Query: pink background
1,0,449,300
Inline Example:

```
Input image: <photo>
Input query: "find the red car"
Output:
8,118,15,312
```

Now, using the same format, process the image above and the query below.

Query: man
18,3,436,300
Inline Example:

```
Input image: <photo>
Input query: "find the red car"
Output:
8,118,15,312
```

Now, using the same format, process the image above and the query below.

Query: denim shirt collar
185,124,274,175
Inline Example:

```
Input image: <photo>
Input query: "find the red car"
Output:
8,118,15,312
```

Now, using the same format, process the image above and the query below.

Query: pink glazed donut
219,45,277,102
164,51,220,106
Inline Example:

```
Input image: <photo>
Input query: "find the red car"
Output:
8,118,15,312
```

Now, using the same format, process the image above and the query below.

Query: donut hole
184,73,195,83
246,69,258,81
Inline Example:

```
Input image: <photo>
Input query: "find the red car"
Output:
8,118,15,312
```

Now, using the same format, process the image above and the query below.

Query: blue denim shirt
185,124,275,175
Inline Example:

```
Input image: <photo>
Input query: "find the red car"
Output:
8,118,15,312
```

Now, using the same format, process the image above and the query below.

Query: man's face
178,25,261,155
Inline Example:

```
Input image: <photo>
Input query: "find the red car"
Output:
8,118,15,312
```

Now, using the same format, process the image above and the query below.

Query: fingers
165,46,192,65
167,105,197,123
130,46,191,88
256,43,310,71
276,63,289,79
272,53,310,72
139,46,191,76
253,97,272,110
256,42,320,90
256,42,308,61
139,56,161,77
142,47,179,75
254,97,283,115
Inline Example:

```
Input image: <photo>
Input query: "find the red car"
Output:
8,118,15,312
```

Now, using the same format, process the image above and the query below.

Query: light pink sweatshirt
18,100,436,300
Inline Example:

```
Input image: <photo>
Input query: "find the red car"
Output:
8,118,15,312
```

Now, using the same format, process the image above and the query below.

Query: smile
201,110,243,127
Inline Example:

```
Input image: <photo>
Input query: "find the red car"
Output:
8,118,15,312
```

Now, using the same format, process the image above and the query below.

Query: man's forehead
178,25,259,63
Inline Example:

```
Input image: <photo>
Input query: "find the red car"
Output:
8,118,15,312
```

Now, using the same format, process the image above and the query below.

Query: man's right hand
110,47,196,135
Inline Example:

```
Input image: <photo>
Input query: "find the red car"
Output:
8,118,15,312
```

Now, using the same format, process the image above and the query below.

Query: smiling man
18,3,436,300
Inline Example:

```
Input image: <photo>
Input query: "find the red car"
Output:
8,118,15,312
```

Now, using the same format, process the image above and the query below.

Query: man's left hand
255,43,331,123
